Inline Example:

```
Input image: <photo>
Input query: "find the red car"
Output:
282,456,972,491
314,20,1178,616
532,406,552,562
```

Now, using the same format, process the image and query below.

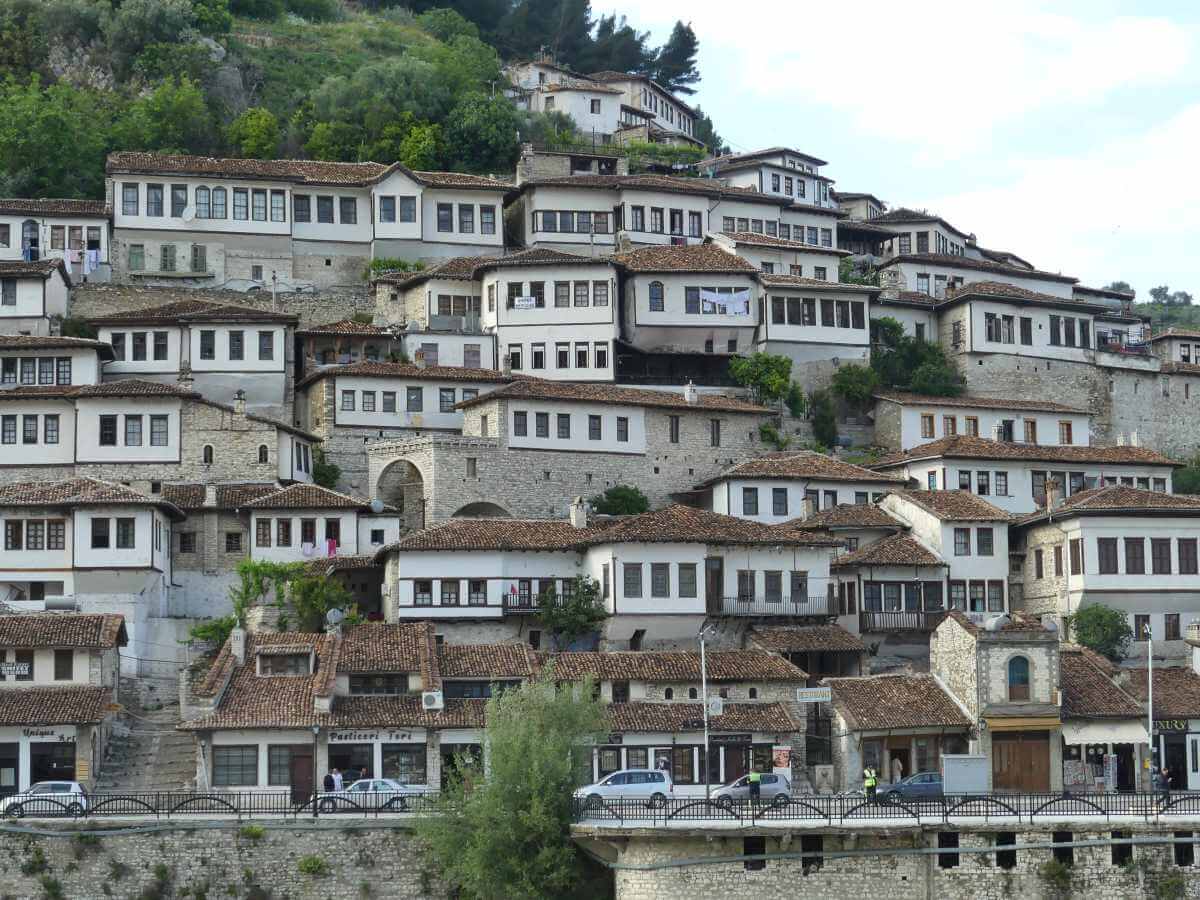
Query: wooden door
289,748,314,805
991,731,1050,792
705,557,724,615
723,745,748,784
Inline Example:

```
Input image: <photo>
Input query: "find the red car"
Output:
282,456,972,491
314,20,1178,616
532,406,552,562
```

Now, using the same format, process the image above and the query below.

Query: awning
1062,719,1148,745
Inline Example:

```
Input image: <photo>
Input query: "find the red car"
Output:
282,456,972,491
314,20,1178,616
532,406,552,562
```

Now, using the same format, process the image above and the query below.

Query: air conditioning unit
421,690,444,711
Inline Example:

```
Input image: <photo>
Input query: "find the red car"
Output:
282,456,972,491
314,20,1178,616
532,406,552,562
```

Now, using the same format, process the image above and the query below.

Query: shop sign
710,733,752,744
329,730,418,743
772,746,791,768
1155,720,1188,733
21,727,74,742
0,663,29,676
513,296,536,309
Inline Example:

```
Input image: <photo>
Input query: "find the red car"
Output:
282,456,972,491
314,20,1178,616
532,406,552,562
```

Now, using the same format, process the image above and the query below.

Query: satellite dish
181,206,196,223
369,497,385,514
325,608,345,626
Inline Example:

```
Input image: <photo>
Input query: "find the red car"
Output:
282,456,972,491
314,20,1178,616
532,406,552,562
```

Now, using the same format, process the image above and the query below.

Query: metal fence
0,791,443,821
572,792,1200,826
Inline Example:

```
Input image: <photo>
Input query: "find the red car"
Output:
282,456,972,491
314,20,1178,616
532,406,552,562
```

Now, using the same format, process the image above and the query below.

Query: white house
699,451,903,523
706,231,845,280
89,298,298,416
0,612,126,794
506,60,623,140
0,260,71,336
0,335,114,390
105,153,510,291
872,391,1093,451
699,147,839,212
241,483,400,563
0,198,110,282
585,71,702,146
872,435,1180,516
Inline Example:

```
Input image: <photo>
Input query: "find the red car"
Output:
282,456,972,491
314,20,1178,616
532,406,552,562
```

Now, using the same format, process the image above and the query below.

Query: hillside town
3,25,1200,900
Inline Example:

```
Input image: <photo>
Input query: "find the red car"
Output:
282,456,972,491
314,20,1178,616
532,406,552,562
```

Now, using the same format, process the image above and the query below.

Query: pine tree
650,21,700,94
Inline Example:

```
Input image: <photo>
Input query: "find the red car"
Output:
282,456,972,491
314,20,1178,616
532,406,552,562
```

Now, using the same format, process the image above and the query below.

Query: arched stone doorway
451,502,512,518
376,459,427,531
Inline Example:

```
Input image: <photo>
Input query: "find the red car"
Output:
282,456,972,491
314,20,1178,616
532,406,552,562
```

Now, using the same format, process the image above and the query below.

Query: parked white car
314,778,429,812
574,769,674,808
0,781,88,817
711,773,791,807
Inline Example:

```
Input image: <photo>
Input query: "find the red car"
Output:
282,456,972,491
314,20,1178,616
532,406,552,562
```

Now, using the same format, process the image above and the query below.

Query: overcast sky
597,1,1200,299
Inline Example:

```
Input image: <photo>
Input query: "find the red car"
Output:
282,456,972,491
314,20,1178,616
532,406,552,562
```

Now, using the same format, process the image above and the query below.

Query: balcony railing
860,610,946,632
502,593,571,614
710,595,838,617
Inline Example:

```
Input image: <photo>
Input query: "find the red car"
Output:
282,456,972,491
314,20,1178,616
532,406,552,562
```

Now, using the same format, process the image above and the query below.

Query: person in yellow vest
748,769,761,804
863,766,878,800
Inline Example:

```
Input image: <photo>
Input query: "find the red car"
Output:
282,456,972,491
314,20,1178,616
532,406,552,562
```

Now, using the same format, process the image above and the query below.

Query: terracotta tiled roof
757,273,874,292
456,378,771,414
328,696,486,729
749,624,865,653
240,483,376,510
776,504,902,531
1017,486,1200,525
0,380,200,402
88,298,296,324
873,435,1180,468
0,259,69,283
826,674,970,731
1059,646,1142,719
473,247,611,271
161,483,277,510
1126,667,1200,720
606,701,797,733
581,505,844,548
438,643,539,679
941,609,1054,636
872,390,1090,415
518,174,775,204
1161,362,1200,376
612,244,758,274
871,207,967,234
879,290,938,307
1150,327,1200,342
411,170,510,190
699,145,828,168
160,484,204,509
296,320,392,337
888,490,1010,522
879,253,1077,285
0,686,112,725
0,335,115,359
0,477,184,519
380,518,585,554
303,555,379,576
832,533,943,567
945,280,1099,308
336,623,434,678
0,198,107,217
719,231,850,256
0,613,126,649
187,631,332,721
371,256,483,287
296,361,511,391
698,451,903,487
545,650,807,682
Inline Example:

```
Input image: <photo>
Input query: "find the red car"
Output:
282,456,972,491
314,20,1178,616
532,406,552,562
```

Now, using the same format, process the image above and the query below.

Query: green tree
691,106,725,154
909,361,965,396
227,107,281,159
114,76,214,155
287,573,354,632
398,121,446,169
229,0,284,19
649,20,700,95
1104,280,1133,294
589,484,649,515
810,389,837,448
1175,457,1200,494
728,352,792,405
1066,604,1133,662
443,91,520,173
192,0,233,35
285,0,340,21
101,0,199,80
417,7,480,41
416,673,606,900
577,13,652,74
312,448,341,489
536,575,607,648
830,363,880,408
305,121,364,161
870,315,964,397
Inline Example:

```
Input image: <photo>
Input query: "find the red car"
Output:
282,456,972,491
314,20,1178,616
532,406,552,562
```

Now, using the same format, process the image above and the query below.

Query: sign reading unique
795,687,832,704
21,727,75,742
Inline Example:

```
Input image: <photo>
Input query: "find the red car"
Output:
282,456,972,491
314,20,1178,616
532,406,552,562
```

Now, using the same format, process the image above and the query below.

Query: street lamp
312,725,320,819
698,623,715,801
1146,622,1156,783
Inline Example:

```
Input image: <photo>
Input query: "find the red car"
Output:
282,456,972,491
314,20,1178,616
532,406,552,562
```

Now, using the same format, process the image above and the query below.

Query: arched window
211,187,227,219
648,281,665,312
664,688,673,700
688,688,697,700
195,186,210,219
1008,656,1030,702
202,445,214,465
258,444,269,464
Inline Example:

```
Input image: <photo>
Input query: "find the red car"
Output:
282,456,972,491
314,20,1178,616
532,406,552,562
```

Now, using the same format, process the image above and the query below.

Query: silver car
574,769,674,808
711,773,791,808
315,778,427,812
0,781,88,817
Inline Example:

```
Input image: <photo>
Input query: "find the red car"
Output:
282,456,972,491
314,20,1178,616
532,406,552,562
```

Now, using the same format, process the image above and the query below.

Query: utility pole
1147,621,1156,781
699,623,714,800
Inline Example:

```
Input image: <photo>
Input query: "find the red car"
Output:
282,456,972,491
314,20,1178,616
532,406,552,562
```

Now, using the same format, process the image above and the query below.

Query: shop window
382,743,427,785
212,746,258,786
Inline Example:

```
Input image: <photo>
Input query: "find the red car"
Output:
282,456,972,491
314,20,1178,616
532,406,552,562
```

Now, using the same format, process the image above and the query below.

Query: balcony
860,610,946,632
501,593,571,615
709,595,838,618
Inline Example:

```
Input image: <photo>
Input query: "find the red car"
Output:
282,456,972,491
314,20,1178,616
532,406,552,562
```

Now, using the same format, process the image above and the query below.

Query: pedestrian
322,770,335,793
1160,767,1172,806
332,768,343,792
864,766,877,800
748,770,761,804
891,755,904,785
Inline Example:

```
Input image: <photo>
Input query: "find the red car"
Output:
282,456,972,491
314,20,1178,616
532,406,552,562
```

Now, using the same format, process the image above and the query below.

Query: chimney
234,389,246,416
230,626,246,665
683,380,698,405
802,495,816,520
568,496,588,529
204,483,217,507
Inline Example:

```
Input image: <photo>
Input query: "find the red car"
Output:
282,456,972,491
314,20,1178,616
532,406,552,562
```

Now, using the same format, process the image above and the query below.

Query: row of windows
768,172,808,199
513,410,630,442
741,487,883,517
109,329,275,363
0,414,59,446
0,648,75,682
925,468,1167,498
489,280,611,310
626,207,703,238
97,414,169,447
532,210,613,235
121,183,287,222
254,517,342,549
405,340,483,369
895,232,965,257
508,341,609,371
126,243,208,274
340,386,479,414
758,263,827,280
1036,536,1200,578
952,527,996,556
0,357,72,386
646,284,750,316
434,203,496,235
861,579,1005,614
915,273,965,298
721,217,832,246
731,569,811,603
622,562,702,598
919,413,1077,445
2,519,66,551
769,296,865,329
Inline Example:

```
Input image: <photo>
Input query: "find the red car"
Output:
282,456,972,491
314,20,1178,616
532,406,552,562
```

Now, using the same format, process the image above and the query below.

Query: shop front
439,729,483,788
1154,719,1200,790
859,730,968,785
590,731,790,797
1062,720,1147,793
0,726,80,795
327,728,431,787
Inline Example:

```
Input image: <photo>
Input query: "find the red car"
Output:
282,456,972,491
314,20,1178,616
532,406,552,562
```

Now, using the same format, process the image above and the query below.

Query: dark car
877,772,943,800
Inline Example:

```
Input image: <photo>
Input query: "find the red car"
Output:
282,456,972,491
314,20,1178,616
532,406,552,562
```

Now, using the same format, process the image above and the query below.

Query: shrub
312,448,340,489
589,485,648,515
784,382,806,418
1066,604,1132,661
39,876,64,900
297,856,330,876
536,575,607,648
830,364,880,408
810,390,838,448
759,422,790,451
238,824,265,841
729,352,792,405
21,846,48,875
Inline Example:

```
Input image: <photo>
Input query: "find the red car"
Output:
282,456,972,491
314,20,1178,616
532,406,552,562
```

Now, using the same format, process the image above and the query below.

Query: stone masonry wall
1017,522,1068,619
929,617,978,719
604,825,1200,900
0,821,446,900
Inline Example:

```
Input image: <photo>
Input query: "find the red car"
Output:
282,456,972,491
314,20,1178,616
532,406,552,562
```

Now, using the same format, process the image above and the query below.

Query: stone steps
95,681,195,793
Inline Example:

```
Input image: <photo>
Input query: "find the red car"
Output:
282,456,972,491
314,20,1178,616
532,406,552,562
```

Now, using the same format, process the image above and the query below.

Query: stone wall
597,824,1200,900
929,617,978,719
0,821,446,900
1016,522,1068,619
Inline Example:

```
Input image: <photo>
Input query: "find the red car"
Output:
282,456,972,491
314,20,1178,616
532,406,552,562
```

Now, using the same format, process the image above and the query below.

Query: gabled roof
1126,667,1200,720
1059,645,1142,719
515,174,785,207
607,701,797,733
0,198,107,217
240,483,382,511
580,504,843,548
871,207,970,238
545,650,807,683
0,613,127,649
887,489,1010,522
697,451,903,488
715,231,850,256
943,280,1102,311
160,483,277,511
749,623,865,653
832,533,943,568
873,390,1090,415
371,256,483,287
336,622,436,680
873,435,1180,469
87,298,297,325
941,609,1056,637
757,273,876,293
439,643,540,679
0,258,70,286
1016,486,1200,526
455,378,771,414
879,253,1077,285
296,361,511,391
0,334,115,360
0,686,112,726
472,247,612,272
381,518,585,554
776,504,903,531
0,478,184,520
295,320,393,337
585,71,697,114
825,674,971,731
612,244,758,275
